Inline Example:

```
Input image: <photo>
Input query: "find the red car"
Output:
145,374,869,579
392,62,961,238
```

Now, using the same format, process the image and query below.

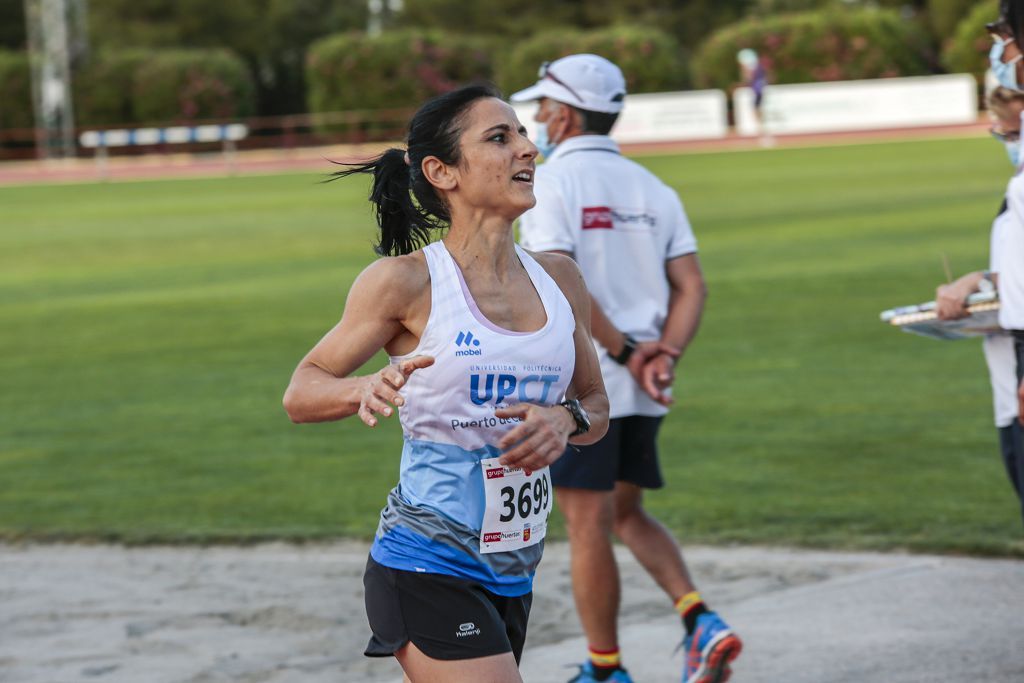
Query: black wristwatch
560,398,591,437
610,334,637,365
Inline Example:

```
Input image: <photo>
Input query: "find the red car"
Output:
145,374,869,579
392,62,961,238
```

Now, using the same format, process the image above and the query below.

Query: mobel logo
454,331,482,356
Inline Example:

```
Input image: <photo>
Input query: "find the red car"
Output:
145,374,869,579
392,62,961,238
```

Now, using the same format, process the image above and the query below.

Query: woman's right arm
282,256,432,425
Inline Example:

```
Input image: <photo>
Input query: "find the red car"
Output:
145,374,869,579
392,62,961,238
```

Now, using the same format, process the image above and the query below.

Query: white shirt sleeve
518,169,577,253
665,190,698,259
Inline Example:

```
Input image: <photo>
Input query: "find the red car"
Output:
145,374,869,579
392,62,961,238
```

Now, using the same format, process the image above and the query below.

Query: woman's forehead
462,97,520,131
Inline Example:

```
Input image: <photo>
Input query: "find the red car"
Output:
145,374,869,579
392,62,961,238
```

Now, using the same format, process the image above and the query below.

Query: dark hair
329,83,503,256
575,107,620,136
1005,0,1023,43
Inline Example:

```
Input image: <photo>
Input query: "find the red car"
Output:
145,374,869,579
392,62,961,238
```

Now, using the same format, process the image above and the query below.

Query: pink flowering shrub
306,30,494,115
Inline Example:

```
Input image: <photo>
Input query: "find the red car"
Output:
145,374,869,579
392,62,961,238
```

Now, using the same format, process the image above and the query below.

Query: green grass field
2,136,1022,555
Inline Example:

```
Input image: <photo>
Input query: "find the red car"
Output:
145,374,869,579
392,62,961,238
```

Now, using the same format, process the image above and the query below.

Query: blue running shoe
567,661,635,683
682,611,742,683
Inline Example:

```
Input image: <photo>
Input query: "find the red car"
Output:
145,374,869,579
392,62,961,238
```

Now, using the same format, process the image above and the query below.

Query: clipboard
880,291,1002,340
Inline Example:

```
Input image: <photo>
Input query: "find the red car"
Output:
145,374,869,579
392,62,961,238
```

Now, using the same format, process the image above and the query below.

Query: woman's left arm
496,253,609,469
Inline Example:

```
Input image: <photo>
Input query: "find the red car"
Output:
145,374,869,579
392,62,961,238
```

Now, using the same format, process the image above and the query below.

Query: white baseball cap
737,48,759,69
509,54,627,114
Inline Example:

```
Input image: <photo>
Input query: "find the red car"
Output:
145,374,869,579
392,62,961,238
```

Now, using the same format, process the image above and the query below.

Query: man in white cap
511,54,743,683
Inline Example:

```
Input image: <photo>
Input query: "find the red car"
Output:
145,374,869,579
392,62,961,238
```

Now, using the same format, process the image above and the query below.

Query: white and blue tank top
370,240,576,596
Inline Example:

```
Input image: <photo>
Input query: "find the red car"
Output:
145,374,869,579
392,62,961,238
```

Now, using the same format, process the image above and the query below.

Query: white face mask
990,37,1024,91
1005,140,1021,167
533,120,557,160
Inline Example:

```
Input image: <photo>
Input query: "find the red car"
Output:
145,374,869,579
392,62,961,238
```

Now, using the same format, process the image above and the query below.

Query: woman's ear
422,156,457,192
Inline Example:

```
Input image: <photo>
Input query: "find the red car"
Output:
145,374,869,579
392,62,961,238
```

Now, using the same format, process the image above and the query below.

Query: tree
0,1,26,50
396,0,755,54
86,0,367,115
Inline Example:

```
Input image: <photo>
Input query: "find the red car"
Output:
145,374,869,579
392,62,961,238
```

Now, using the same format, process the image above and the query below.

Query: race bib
479,457,553,554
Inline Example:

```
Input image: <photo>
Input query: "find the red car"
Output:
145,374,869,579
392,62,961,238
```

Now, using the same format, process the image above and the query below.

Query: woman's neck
443,214,519,280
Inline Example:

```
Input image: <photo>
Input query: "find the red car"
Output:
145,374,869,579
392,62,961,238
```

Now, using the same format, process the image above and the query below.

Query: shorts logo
454,331,482,357
456,621,482,638
582,206,613,230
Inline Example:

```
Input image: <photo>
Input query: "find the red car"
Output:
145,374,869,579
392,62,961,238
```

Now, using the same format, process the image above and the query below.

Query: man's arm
660,253,707,357
639,253,707,405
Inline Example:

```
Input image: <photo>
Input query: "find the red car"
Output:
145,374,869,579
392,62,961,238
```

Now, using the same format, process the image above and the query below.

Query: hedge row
0,48,254,133
0,50,31,130
496,25,688,98
0,6,998,138
306,30,494,113
693,7,935,90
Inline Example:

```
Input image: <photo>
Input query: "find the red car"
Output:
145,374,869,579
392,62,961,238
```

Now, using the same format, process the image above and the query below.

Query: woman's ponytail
329,148,441,256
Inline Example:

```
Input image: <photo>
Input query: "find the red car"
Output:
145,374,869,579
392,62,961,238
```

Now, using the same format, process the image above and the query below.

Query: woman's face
445,97,538,221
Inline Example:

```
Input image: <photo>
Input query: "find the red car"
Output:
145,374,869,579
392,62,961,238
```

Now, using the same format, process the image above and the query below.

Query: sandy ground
2,541,1022,683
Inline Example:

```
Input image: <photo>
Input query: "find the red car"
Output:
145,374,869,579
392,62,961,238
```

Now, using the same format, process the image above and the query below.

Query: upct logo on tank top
451,347,565,432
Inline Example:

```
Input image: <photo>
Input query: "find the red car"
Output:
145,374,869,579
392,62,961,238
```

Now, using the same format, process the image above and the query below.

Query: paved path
2,542,1021,682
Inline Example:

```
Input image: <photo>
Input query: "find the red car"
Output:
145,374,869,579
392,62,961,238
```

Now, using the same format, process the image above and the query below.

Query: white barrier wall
511,89,728,146
733,73,978,136
610,90,728,143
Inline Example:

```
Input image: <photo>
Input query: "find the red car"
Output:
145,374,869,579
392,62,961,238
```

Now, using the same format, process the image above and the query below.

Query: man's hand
640,352,676,406
625,341,680,402
357,355,434,427
1018,377,1024,426
936,272,984,320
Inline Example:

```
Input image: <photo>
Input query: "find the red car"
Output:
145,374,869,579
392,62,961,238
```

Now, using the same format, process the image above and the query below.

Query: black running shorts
549,415,665,491
362,555,532,662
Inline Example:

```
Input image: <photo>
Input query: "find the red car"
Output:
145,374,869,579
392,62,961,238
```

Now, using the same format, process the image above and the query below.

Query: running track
0,120,990,187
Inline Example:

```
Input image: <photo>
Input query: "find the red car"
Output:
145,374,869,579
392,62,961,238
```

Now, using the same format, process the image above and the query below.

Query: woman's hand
495,403,576,472
357,355,434,427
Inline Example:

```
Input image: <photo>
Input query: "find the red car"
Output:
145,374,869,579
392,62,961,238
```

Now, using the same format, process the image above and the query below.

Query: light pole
24,0,86,159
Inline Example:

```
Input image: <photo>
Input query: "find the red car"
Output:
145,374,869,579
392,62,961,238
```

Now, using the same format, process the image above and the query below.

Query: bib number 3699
479,457,553,554
499,474,550,522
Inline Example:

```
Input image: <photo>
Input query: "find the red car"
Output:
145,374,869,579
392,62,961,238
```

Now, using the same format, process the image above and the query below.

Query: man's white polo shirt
518,135,698,418
1000,172,1024,331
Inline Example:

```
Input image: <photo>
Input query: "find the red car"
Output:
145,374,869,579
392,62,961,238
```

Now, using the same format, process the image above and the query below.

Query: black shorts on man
550,415,664,491
362,555,532,661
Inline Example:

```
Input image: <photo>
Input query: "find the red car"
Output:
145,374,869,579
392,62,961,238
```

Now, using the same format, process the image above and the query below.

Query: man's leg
612,481,695,601
1000,422,1024,528
612,417,742,683
556,486,620,651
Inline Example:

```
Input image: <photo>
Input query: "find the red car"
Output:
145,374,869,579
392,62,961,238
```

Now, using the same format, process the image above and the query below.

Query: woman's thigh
396,641,522,683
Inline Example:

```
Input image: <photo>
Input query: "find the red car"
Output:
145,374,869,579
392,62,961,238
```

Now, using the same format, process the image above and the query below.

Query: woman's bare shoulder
346,250,430,317
527,249,586,300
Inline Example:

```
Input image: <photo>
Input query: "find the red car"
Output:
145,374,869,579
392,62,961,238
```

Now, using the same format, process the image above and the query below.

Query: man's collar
548,134,620,161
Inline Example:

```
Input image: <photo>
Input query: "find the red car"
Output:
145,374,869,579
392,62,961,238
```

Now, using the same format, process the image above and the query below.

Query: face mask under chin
1006,140,1022,168
990,38,1024,91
